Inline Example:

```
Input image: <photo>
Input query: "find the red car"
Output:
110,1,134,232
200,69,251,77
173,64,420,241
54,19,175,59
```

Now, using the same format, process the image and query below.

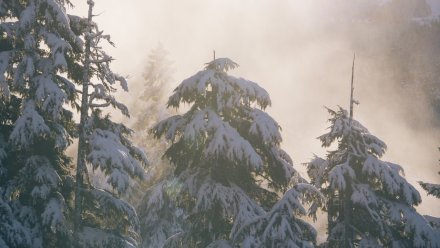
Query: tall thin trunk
349,53,355,123
343,53,356,248
73,0,94,246
343,178,353,248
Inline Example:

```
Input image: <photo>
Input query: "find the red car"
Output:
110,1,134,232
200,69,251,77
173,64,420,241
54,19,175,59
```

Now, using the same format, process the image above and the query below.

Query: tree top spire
349,53,357,123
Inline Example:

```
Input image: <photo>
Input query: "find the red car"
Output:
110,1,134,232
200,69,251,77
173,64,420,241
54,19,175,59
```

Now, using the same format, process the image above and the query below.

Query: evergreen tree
128,44,174,206
307,107,440,247
71,1,148,247
0,95,42,247
132,43,173,135
0,0,81,246
418,149,440,238
419,180,440,199
0,0,147,246
142,58,320,247
419,149,440,199
132,43,173,173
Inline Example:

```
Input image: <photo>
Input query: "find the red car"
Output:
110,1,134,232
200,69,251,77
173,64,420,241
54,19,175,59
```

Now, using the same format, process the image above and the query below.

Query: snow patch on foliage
88,129,145,194
10,101,50,148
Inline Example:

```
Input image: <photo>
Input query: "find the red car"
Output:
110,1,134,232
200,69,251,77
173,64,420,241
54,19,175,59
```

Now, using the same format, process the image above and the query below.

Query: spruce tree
132,43,173,172
128,44,174,205
0,0,81,246
0,0,147,246
71,1,148,247
0,95,41,247
419,179,440,198
307,106,440,247
132,43,173,136
419,150,440,199
418,149,440,237
142,57,320,247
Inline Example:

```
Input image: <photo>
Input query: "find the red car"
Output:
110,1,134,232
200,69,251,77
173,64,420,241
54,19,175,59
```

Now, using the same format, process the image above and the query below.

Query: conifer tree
132,43,173,172
0,95,41,247
419,150,440,199
128,44,174,205
308,57,439,247
418,150,440,237
142,58,320,247
0,0,81,246
307,106,440,247
72,1,148,247
0,0,147,246
132,43,173,136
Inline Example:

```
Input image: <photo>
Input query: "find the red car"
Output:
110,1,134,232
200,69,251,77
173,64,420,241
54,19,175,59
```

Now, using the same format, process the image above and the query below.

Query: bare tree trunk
73,0,94,246
343,53,356,248
343,179,353,248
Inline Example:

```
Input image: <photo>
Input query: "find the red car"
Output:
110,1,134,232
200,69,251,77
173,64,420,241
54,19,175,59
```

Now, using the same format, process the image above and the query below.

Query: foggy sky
69,0,440,227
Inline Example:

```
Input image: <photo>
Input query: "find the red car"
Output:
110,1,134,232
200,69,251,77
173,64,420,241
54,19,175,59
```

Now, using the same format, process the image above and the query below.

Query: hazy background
70,0,440,240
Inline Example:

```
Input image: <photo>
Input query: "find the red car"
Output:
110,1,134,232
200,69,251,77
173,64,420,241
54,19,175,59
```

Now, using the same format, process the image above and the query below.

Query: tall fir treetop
167,57,271,111
308,105,438,247
313,107,421,205
155,57,291,180
319,107,387,158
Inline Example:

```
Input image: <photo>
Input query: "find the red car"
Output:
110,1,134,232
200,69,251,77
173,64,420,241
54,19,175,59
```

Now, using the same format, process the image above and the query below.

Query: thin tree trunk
343,178,353,248
343,54,355,248
73,0,94,246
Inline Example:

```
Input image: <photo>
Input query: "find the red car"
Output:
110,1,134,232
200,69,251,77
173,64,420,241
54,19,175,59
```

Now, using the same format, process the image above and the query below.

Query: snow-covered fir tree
128,44,174,206
419,179,440,199
419,149,440,199
71,1,148,247
141,57,321,247
132,43,173,172
0,0,82,246
0,95,42,247
0,0,147,246
131,43,173,136
307,106,440,247
418,149,440,238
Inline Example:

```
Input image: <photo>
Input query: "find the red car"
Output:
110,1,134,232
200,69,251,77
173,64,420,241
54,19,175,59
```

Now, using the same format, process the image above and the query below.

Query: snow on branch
306,155,329,188
363,155,421,205
204,109,263,170
88,188,139,228
328,161,355,190
87,128,145,194
249,109,282,144
232,184,323,247
19,3,36,29
9,101,50,148
154,108,264,170
205,58,238,72
34,74,68,119
41,31,71,69
387,201,440,247
138,180,184,248
0,197,41,248
45,0,71,27
193,180,264,235
167,58,270,109
41,195,66,233
319,107,387,158
419,181,440,198
29,158,61,200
